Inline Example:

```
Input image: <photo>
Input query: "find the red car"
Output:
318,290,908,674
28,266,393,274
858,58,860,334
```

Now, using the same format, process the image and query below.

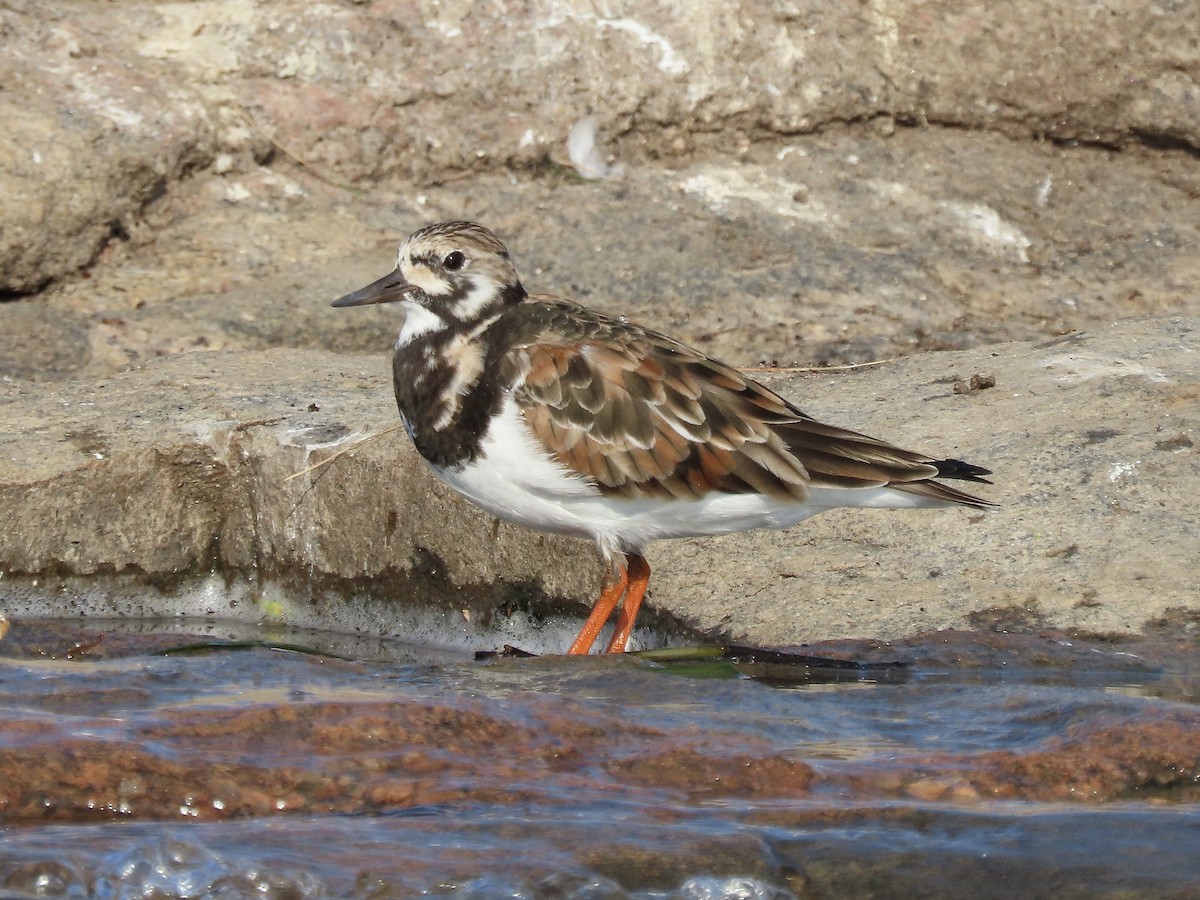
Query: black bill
331,270,418,308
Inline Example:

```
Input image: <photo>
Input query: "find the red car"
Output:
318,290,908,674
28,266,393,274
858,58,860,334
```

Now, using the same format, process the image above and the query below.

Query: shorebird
332,221,994,654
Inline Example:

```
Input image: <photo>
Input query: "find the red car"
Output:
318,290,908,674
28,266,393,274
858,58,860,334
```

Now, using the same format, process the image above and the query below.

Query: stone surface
1,317,1195,646
2,0,1198,292
6,127,1200,380
666,316,1200,643
1,0,1198,647
0,4,227,292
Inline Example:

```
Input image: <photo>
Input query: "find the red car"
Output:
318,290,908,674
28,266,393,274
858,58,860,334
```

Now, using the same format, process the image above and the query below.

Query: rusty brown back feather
499,297,991,507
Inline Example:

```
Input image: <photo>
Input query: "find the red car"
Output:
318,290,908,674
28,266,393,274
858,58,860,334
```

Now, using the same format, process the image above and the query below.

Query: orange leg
567,559,629,655
604,553,650,653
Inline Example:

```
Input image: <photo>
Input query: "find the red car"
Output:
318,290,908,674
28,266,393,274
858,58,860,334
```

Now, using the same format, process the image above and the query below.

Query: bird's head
332,221,526,328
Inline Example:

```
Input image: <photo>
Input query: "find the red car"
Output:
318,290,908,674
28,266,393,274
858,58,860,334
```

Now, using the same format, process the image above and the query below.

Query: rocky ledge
1,315,1194,650
2,0,1198,650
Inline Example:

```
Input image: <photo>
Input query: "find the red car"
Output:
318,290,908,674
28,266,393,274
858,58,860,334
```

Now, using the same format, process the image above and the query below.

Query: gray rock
1,1,1197,648
2,0,1197,291
6,127,1200,380
1,317,1195,647
0,6,225,292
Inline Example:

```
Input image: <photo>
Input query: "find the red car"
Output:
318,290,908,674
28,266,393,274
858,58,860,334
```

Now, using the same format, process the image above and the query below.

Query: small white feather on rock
568,116,625,181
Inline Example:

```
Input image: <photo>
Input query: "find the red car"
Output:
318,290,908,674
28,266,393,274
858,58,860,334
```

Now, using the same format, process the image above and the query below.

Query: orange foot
566,553,651,655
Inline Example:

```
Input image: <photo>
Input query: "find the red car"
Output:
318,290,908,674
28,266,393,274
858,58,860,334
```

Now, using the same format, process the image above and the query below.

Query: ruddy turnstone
333,221,994,654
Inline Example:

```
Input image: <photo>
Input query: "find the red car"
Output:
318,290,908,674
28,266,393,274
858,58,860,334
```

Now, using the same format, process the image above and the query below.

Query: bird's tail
892,474,997,510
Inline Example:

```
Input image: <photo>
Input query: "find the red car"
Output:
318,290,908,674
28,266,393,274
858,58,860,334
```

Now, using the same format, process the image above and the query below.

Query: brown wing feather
500,297,992,509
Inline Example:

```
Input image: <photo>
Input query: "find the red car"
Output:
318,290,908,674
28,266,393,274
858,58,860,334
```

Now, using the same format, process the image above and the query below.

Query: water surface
1,619,1198,899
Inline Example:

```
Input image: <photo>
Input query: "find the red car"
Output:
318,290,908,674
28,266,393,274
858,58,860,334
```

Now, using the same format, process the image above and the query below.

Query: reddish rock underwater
1,621,1199,897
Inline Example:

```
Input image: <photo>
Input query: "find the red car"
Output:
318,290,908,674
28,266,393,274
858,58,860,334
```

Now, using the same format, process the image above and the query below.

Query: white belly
430,397,603,541
429,396,949,559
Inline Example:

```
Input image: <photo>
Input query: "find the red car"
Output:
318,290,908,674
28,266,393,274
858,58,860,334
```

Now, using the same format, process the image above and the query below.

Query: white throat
395,301,446,348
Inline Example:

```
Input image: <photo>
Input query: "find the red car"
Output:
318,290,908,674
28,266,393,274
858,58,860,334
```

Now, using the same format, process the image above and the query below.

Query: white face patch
451,275,501,323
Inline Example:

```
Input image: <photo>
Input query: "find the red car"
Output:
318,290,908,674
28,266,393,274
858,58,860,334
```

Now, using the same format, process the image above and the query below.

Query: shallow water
1,619,1199,899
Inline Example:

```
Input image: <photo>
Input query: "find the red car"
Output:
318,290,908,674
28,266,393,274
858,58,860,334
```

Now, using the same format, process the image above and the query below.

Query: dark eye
442,251,465,271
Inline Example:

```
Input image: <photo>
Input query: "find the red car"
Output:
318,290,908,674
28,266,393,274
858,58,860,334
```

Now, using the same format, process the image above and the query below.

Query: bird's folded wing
500,299,979,502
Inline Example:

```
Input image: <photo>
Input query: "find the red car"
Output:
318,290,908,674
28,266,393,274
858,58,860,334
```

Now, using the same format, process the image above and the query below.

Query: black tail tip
934,457,993,484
